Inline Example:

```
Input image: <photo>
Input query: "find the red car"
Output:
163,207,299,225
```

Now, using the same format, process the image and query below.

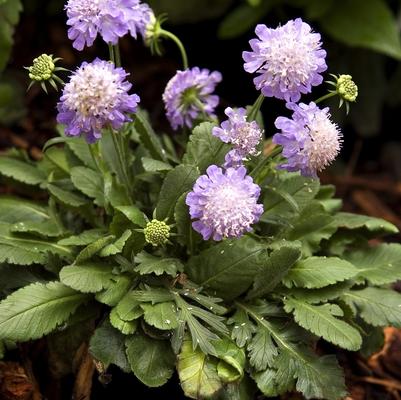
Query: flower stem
247,93,265,122
250,146,282,179
160,29,189,69
108,44,115,64
88,143,102,173
110,129,133,202
315,91,337,104
113,44,122,68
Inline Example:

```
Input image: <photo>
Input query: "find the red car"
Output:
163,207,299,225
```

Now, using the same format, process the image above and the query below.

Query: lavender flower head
243,18,327,102
186,165,263,241
65,0,152,51
162,67,222,130
273,102,342,177
57,58,140,143
213,107,263,168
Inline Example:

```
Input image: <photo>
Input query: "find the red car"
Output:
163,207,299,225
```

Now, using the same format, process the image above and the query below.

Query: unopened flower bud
144,219,170,246
336,74,358,102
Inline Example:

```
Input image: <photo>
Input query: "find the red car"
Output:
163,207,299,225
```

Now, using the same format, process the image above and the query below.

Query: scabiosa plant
186,165,263,241
243,18,327,102
273,102,342,177
162,67,222,130
65,0,151,50
57,58,140,143
212,107,263,167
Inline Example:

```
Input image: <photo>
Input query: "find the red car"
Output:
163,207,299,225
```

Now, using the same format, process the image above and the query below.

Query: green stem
108,43,115,64
88,143,102,173
160,29,189,69
315,91,337,104
113,44,122,67
110,129,132,202
250,146,282,179
247,93,265,122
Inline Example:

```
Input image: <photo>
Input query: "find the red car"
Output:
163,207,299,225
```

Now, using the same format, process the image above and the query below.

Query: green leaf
70,166,104,206
228,309,256,348
95,275,132,306
134,252,183,276
10,219,65,238
114,206,147,227
0,282,89,341
177,337,222,399
0,223,72,258
332,212,398,236
99,230,132,257
126,334,175,387
141,302,179,330
60,262,114,293
58,229,106,246
247,245,301,299
187,237,265,300
214,338,246,383
0,197,50,223
182,122,229,172
342,288,401,327
283,257,358,289
345,243,401,285
0,242,46,265
47,184,87,207
320,0,401,60
121,288,174,304
74,235,115,264
284,298,362,351
174,192,200,248
109,308,137,335
66,137,96,169
89,320,130,372
0,157,45,185
134,109,168,161
142,157,172,172
248,328,278,371
263,175,319,218
156,165,199,221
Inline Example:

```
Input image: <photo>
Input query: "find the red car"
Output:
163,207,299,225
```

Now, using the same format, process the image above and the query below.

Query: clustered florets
162,67,222,130
57,58,140,143
213,107,263,168
243,18,327,102
273,102,343,177
144,219,171,246
65,0,151,50
186,165,264,241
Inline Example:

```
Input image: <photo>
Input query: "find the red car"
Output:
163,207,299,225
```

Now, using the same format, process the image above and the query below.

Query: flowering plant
0,3,400,400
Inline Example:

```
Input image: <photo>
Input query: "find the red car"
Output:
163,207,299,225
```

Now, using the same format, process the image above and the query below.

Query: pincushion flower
243,18,327,102
273,102,342,177
162,67,222,130
186,165,263,241
213,107,263,167
65,0,152,51
57,58,140,143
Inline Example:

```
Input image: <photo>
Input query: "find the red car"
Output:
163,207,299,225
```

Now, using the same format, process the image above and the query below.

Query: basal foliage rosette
0,6,400,400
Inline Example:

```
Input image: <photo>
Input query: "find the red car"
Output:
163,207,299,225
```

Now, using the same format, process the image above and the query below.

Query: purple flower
273,102,342,177
243,18,327,102
162,67,222,130
213,107,263,168
57,58,140,143
186,165,263,241
65,0,152,51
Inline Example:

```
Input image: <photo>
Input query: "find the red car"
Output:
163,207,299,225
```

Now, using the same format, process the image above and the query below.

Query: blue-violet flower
273,102,342,177
213,107,263,168
243,18,327,102
65,0,152,51
162,67,222,130
186,165,263,241
57,58,140,143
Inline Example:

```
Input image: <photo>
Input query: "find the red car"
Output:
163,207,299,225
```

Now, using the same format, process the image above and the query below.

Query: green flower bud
145,13,167,56
336,74,358,102
144,219,170,247
25,54,67,93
